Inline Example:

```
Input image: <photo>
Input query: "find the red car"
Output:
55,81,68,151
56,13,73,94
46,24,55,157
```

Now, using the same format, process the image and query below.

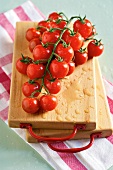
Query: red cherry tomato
27,63,45,79
50,20,67,33
50,59,69,79
33,44,52,61
29,38,41,52
74,49,88,66
40,94,58,111
22,81,40,97
22,97,39,114
26,28,41,41
73,18,92,39
16,56,32,75
55,43,74,63
42,31,59,44
63,30,83,51
66,61,75,76
48,12,62,21
44,78,61,94
38,20,51,33
87,40,104,58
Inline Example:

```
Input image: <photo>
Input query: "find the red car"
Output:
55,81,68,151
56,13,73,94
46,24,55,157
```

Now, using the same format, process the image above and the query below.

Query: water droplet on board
82,67,87,72
90,105,94,109
99,94,104,99
87,76,92,80
65,115,72,121
75,109,80,114
42,113,47,119
83,88,93,96
84,109,89,113
88,67,93,71
56,115,63,121
55,109,62,115
96,85,100,90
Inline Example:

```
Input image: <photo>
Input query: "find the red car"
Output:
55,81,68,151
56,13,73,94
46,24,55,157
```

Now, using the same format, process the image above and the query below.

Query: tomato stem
84,33,98,41
54,53,63,61
37,25,49,31
49,27,63,32
33,59,48,64
58,12,69,21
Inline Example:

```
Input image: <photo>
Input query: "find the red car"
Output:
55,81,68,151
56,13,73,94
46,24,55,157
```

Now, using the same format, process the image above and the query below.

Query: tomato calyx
20,54,32,64
79,47,87,53
94,39,103,46
78,15,86,24
28,79,39,84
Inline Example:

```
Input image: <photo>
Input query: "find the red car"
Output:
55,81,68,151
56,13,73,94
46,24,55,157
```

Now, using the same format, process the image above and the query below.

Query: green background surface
0,0,113,170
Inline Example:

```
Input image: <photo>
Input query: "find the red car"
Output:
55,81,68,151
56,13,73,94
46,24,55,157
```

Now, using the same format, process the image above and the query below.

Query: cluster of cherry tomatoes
16,12,104,114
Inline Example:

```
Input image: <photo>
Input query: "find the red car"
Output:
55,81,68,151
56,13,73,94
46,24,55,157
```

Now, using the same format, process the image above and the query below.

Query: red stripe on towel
0,13,15,40
14,6,31,21
52,142,87,170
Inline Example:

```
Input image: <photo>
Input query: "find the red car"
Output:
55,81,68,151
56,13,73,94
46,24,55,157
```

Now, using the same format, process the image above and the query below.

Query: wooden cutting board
26,59,113,143
8,22,97,130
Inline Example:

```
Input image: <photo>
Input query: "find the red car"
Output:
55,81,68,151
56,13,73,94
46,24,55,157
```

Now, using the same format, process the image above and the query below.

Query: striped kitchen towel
0,1,113,169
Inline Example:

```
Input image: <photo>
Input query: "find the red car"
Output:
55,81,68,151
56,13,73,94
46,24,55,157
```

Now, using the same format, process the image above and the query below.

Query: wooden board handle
20,123,102,152
20,123,86,142
47,132,102,153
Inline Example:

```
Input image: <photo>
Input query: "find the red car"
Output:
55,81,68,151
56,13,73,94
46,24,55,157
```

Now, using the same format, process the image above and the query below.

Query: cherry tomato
40,94,58,111
63,30,83,51
73,18,92,39
29,38,41,52
42,30,59,44
26,28,41,41
38,20,51,33
44,78,61,94
16,56,32,75
50,59,69,79
50,20,67,33
55,43,74,63
87,40,104,58
27,63,45,79
22,81,40,97
66,61,75,76
22,97,39,114
33,44,52,61
48,12,62,21
74,49,88,66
